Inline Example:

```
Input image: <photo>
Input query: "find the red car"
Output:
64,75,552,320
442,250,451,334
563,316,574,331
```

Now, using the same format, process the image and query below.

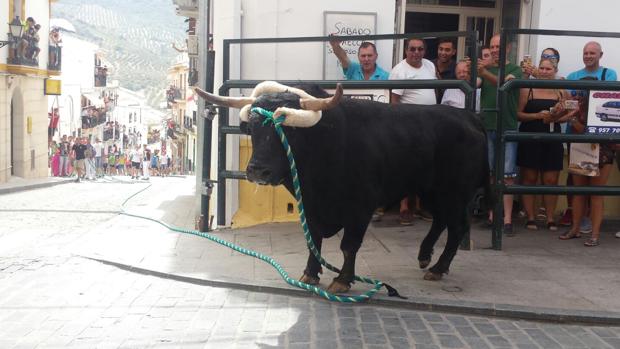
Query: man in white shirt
93,138,104,177
389,38,437,105
389,38,437,225
441,60,481,111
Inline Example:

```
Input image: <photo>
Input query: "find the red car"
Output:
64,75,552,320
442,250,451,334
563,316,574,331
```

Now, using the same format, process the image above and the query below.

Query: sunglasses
408,46,425,52
541,53,559,60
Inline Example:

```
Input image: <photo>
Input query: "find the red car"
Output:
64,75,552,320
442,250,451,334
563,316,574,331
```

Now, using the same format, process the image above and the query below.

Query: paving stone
436,334,466,348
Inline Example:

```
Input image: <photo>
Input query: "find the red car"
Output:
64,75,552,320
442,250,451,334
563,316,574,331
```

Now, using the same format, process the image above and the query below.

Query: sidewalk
76,176,620,324
0,176,75,195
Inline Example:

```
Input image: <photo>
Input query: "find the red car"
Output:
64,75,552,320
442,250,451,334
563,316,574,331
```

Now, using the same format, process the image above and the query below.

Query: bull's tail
481,129,496,211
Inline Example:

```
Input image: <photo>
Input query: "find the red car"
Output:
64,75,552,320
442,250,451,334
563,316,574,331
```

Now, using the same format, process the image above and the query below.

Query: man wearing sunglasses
389,38,437,105
329,35,389,81
389,38,437,225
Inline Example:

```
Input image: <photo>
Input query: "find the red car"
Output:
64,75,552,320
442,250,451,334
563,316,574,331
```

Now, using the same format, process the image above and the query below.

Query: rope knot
252,107,286,127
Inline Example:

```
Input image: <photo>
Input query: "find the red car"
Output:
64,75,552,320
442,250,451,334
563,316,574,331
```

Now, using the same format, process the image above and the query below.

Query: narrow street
1,178,619,348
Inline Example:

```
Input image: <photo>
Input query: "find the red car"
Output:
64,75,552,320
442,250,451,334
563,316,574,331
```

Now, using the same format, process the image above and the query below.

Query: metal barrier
494,29,620,250
216,31,480,227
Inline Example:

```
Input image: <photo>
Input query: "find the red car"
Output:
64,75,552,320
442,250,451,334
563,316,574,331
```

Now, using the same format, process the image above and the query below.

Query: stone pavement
0,176,75,195
2,176,620,348
41,175,618,325
2,175,620,324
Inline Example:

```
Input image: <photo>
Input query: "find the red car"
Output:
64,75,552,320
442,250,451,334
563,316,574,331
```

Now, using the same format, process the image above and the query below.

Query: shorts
131,161,141,168
48,127,57,137
487,130,518,178
75,159,85,172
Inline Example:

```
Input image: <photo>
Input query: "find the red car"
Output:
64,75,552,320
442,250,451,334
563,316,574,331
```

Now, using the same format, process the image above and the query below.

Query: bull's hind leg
426,203,470,281
300,234,323,286
418,214,447,269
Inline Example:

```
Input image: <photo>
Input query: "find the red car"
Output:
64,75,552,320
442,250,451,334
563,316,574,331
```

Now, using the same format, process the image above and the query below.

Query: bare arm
390,92,401,104
329,35,351,70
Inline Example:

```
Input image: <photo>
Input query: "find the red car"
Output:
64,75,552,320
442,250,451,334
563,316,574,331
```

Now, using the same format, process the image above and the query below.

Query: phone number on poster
587,126,620,134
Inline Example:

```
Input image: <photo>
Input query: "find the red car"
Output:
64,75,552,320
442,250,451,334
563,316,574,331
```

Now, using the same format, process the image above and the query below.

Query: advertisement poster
586,90,620,134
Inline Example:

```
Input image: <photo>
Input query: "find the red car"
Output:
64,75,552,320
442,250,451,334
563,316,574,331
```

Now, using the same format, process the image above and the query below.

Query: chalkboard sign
323,11,377,80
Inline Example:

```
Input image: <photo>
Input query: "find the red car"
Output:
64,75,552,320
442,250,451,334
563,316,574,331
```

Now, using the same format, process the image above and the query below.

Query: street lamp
0,17,23,49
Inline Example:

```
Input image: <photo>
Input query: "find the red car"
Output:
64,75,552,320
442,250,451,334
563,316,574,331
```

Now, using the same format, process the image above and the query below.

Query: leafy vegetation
52,0,186,107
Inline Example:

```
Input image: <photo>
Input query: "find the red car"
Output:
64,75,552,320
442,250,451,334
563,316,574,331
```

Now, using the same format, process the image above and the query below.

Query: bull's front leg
326,221,368,294
300,235,323,286
426,204,469,281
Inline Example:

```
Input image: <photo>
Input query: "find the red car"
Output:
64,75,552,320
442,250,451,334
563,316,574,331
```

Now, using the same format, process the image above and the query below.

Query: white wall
211,0,395,226
527,0,620,78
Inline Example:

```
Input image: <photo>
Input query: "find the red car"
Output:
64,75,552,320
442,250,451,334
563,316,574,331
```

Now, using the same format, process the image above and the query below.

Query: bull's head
193,81,343,185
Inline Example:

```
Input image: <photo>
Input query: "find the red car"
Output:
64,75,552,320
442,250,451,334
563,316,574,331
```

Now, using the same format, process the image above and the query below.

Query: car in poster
595,100,620,122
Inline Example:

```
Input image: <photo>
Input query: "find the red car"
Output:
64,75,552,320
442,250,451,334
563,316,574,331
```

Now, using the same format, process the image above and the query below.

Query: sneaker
75,177,80,183
536,207,547,221
399,210,414,226
579,217,592,234
616,232,620,238
414,209,433,222
371,208,383,222
559,208,572,226
504,223,515,237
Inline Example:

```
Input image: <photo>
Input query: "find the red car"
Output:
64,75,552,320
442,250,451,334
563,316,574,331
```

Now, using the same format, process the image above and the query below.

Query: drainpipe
198,0,215,232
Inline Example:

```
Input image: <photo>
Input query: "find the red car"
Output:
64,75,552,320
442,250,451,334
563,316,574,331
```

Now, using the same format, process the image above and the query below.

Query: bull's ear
239,121,250,135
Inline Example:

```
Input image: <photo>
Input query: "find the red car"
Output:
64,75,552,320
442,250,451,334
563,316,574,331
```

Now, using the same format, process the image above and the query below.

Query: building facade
1,0,60,183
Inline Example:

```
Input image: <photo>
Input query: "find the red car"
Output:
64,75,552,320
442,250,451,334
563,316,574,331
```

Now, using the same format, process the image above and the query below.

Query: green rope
251,106,388,302
116,107,398,303
119,184,375,302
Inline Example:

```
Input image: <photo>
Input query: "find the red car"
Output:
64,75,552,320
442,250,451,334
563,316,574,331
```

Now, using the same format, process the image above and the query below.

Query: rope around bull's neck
253,107,403,302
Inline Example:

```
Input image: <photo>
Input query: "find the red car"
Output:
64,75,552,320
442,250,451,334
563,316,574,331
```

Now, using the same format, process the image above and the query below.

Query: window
407,0,495,7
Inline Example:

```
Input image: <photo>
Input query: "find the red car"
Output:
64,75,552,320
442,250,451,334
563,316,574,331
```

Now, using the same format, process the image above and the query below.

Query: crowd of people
48,136,175,182
329,33,620,246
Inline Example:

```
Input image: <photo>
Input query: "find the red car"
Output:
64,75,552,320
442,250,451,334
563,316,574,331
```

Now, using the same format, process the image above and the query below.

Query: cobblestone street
1,177,619,348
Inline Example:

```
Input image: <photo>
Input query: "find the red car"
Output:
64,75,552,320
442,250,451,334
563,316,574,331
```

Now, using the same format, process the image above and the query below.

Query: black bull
199,85,491,294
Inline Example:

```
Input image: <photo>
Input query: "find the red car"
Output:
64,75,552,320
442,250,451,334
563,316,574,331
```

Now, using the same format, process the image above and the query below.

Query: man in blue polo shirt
567,41,617,83
329,36,389,80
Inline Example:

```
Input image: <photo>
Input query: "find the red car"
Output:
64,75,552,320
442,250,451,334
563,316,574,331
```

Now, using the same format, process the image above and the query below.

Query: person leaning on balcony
18,17,35,59
515,58,570,232
557,78,616,247
49,28,62,67
328,35,389,81
28,24,41,60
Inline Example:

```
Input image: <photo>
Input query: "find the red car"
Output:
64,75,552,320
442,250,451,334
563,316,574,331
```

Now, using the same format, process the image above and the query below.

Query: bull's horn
299,83,343,111
193,87,255,108
274,107,321,128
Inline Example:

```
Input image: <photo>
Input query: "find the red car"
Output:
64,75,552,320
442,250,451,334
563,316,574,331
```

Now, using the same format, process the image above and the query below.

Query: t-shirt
93,142,104,157
343,61,390,81
389,58,437,105
566,66,617,83
441,88,481,112
432,59,456,80
480,63,523,131
73,143,87,160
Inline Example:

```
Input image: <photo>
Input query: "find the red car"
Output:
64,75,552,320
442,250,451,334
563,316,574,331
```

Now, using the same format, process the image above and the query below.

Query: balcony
188,68,198,87
173,0,198,16
166,87,183,108
8,54,38,67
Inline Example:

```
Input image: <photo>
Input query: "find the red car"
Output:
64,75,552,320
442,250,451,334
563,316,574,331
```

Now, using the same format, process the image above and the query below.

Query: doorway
404,12,459,61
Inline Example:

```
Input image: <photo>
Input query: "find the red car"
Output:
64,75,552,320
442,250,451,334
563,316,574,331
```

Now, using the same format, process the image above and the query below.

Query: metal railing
494,28,620,250
216,31,481,228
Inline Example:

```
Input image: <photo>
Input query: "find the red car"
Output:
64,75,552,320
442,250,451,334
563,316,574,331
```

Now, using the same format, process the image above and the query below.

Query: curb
81,256,620,326
0,178,76,195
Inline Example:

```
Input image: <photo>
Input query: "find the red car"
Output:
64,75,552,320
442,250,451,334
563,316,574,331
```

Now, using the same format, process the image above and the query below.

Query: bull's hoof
299,273,320,286
419,259,431,269
326,280,351,294
423,271,443,281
